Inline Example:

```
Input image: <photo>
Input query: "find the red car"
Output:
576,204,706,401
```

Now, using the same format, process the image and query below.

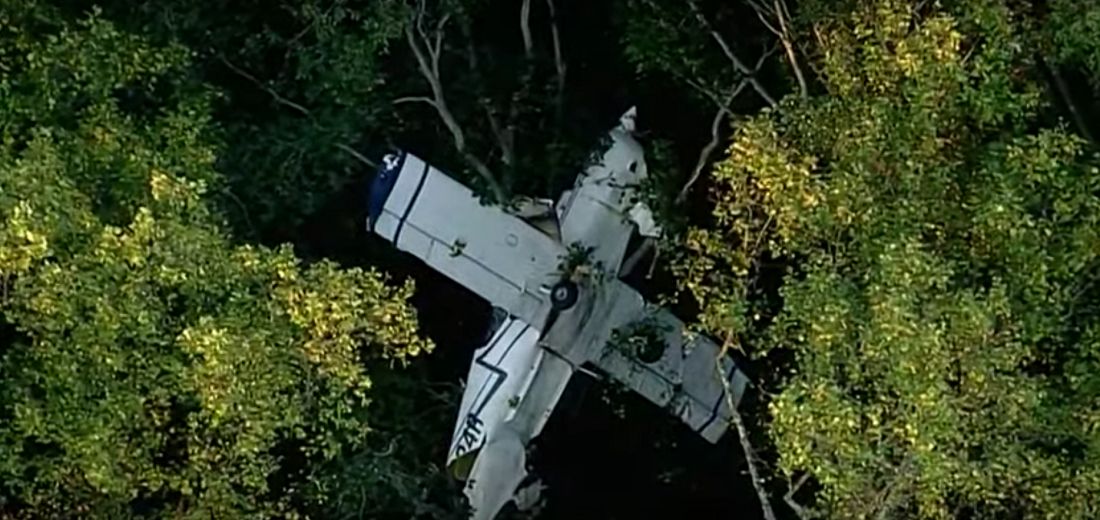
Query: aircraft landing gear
549,280,579,311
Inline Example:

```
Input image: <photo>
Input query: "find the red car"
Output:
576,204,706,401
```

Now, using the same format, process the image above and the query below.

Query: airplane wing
367,152,566,326
542,276,750,443
592,303,750,442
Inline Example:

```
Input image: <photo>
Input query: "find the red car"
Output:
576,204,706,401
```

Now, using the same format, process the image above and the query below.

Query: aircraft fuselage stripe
472,322,532,416
393,161,431,246
696,363,739,434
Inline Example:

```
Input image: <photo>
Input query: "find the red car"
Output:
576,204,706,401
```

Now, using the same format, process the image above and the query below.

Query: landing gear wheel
550,280,579,311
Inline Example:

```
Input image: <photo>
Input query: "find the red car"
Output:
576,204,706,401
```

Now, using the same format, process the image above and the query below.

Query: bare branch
220,186,258,239
747,0,782,37
774,0,809,98
392,96,437,107
403,6,507,202
431,15,451,80
458,19,515,167
683,76,738,116
545,0,567,115
784,473,811,520
717,335,777,520
520,0,534,61
687,0,778,108
677,80,747,203
336,143,378,169
220,56,311,116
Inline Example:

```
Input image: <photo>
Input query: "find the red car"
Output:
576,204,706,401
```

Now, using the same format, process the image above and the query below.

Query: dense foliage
0,6,429,517
678,1,1100,517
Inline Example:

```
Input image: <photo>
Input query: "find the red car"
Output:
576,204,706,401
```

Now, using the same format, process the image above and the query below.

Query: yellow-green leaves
0,9,430,519
676,1,1100,518
0,201,48,276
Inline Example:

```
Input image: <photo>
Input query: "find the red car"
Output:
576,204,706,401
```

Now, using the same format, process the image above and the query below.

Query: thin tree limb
336,143,378,168
403,6,507,202
774,0,809,98
392,96,438,107
457,17,513,166
545,0,567,118
484,103,515,166
717,335,777,520
220,56,311,116
220,187,257,239
621,45,772,277
746,0,782,37
520,0,534,61
687,0,778,108
677,80,748,203
784,473,811,520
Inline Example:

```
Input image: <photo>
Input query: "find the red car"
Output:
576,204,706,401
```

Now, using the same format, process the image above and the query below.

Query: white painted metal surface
372,153,565,326
367,107,750,520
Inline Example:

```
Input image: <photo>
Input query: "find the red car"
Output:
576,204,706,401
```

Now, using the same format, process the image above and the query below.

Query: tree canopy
678,1,1100,517
0,6,429,517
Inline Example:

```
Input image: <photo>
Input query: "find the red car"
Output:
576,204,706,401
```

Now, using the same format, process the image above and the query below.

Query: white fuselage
366,108,746,520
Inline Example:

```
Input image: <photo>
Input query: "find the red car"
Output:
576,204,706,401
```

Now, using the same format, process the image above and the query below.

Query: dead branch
404,4,508,202
717,335,777,520
520,0,534,61
686,0,778,108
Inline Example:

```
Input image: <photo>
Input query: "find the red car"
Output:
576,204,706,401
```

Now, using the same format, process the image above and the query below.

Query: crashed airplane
365,108,750,519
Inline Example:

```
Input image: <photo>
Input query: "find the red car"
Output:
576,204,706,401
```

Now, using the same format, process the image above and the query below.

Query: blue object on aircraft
366,152,405,231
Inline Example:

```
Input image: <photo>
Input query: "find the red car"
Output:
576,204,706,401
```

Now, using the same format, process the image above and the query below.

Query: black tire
550,280,579,311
